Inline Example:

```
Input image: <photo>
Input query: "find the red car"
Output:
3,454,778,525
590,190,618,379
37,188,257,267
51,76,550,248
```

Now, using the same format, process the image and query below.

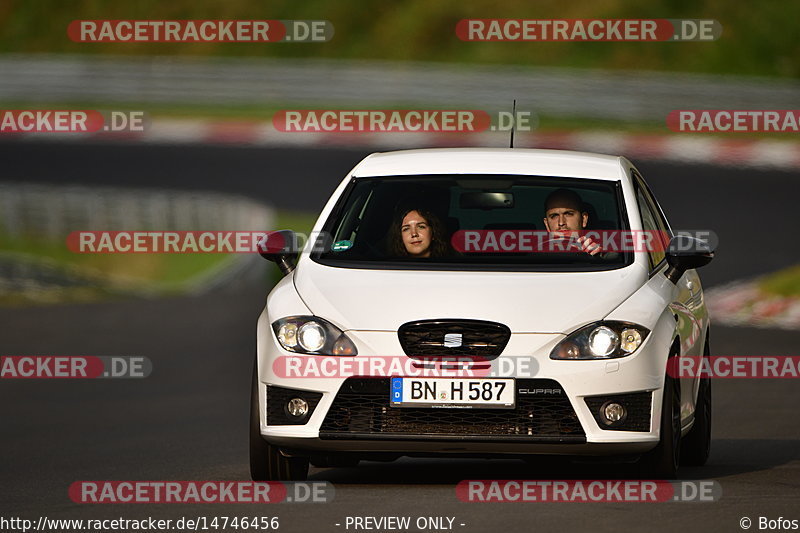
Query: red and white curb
16,119,800,170
706,280,800,330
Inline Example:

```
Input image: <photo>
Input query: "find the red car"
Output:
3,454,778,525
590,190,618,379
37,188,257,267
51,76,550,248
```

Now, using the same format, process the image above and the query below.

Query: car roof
351,148,628,181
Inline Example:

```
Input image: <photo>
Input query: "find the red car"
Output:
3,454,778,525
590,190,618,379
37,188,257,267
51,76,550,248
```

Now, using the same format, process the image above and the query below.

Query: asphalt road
1,288,798,533
1,140,799,532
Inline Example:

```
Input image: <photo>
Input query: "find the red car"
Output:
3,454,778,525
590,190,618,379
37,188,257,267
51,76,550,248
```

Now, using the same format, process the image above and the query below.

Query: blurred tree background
0,0,797,78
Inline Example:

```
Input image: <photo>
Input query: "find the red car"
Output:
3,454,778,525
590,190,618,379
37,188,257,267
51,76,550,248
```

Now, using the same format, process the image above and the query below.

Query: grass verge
759,265,800,298
0,209,321,306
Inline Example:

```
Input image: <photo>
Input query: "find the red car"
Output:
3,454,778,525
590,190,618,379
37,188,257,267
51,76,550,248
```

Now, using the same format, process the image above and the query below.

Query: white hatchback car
250,148,714,480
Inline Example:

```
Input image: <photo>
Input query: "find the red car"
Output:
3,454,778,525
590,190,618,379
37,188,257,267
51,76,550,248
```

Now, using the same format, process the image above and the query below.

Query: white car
250,148,714,480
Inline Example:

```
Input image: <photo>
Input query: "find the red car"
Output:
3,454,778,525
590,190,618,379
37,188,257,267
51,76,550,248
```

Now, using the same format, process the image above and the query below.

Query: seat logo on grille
443,333,463,348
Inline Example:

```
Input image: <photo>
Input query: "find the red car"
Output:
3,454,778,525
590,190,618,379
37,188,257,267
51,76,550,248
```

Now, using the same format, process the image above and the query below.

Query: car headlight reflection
272,316,357,356
550,321,649,360
298,322,326,352
587,326,619,357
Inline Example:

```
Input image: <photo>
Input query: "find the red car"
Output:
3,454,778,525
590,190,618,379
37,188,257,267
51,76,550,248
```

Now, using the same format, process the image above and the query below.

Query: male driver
542,188,601,255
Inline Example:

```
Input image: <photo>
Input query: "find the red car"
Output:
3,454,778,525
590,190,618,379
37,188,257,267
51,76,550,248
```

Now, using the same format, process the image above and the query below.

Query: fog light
601,401,627,425
286,397,309,418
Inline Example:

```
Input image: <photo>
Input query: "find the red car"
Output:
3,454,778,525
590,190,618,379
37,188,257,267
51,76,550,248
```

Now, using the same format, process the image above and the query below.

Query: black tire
640,372,681,479
249,363,309,481
681,340,712,466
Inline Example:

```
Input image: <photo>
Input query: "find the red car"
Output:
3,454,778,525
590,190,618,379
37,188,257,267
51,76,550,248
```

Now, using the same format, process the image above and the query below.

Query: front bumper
256,325,670,457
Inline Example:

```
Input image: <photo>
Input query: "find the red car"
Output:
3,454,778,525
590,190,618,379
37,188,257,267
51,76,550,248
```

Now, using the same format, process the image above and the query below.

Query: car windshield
312,174,631,271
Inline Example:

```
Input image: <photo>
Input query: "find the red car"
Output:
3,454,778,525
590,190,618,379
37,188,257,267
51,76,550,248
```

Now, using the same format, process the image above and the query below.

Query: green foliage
760,265,800,297
1,0,797,77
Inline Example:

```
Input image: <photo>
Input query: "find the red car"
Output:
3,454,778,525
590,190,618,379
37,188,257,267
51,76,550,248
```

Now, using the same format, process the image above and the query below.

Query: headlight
620,328,643,353
587,326,619,357
550,321,649,360
298,322,325,352
272,316,357,356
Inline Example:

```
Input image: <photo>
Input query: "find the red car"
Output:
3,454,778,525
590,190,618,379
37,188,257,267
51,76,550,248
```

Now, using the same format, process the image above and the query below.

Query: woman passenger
388,207,450,259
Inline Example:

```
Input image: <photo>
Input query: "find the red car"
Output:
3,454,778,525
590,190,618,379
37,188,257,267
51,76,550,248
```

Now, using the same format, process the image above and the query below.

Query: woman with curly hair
388,207,450,259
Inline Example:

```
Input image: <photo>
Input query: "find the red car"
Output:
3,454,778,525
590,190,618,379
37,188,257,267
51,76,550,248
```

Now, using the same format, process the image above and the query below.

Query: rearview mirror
460,192,514,209
664,235,714,284
258,230,300,275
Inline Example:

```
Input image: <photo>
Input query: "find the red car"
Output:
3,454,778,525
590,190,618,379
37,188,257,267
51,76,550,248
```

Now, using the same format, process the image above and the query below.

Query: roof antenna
509,99,516,148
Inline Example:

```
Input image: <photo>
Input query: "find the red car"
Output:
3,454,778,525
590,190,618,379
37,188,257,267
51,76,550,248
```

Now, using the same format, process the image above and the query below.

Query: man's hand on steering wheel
548,231,602,256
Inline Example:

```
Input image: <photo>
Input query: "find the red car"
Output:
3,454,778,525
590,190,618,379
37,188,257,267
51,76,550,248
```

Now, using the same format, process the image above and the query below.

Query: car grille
320,378,585,442
397,319,511,359
584,392,652,432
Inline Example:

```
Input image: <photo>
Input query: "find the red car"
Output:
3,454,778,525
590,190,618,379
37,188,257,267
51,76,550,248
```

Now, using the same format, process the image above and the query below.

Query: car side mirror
664,234,714,284
258,230,300,275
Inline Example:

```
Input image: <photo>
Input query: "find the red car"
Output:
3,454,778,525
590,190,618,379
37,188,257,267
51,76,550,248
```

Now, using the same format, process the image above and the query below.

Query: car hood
293,260,645,334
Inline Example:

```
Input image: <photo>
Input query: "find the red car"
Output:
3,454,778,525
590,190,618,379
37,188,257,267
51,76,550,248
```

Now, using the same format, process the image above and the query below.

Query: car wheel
640,372,681,479
249,362,309,481
681,340,712,466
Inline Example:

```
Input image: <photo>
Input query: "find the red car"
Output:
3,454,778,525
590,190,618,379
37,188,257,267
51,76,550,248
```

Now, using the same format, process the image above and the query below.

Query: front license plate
389,377,515,409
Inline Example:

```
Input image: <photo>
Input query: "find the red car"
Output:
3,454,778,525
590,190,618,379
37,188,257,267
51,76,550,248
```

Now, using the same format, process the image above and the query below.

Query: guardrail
2,54,799,122
0,182,275,298
0,182,273,238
